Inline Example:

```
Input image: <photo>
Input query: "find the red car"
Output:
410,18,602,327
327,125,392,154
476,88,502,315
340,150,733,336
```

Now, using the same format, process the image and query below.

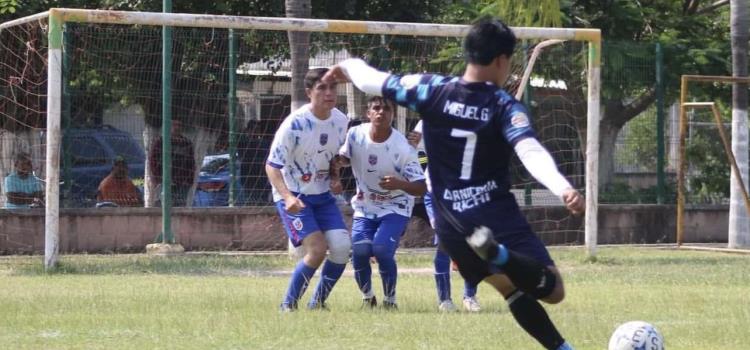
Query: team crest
301,173,312,182
292,218,304,231
319,133,328,146
511,113,530,128
368,154,378,165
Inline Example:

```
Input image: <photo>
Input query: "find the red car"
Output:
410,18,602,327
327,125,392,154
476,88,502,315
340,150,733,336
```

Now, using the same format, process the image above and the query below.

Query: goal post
677,75,750,248
2,9,600,267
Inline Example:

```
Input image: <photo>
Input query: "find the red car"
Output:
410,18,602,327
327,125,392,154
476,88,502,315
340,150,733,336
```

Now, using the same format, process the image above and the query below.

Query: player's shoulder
330,107,349,124
388,128,415,151
387,73,458,89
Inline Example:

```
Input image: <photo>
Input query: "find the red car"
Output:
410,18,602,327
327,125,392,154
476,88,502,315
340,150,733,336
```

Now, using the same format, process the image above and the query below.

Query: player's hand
322,65,350,84
284,194,305,214
379,176,402,190
407,131,422,148
330,179,343,195
562,188,584,215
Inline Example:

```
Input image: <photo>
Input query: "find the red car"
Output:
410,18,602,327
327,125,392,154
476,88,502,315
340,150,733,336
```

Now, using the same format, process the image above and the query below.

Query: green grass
1,247,748,349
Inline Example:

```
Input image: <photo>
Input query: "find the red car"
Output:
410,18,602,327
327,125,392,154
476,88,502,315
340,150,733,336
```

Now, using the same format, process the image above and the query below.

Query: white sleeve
338,58,390,96
412,120,425,152
513,138,573,199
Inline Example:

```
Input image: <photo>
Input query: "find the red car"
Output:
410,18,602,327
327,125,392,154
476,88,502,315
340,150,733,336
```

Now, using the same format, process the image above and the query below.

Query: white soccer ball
608,321,664,350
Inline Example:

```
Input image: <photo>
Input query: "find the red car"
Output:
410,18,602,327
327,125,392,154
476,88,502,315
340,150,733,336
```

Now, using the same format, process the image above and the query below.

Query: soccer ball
608,321,664,350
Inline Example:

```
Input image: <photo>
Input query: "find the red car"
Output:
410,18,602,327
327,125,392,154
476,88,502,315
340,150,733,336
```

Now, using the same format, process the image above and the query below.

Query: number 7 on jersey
450,128,477,180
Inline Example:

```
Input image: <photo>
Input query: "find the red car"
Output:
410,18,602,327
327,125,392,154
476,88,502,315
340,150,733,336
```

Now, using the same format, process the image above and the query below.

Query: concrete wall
0,205,729,254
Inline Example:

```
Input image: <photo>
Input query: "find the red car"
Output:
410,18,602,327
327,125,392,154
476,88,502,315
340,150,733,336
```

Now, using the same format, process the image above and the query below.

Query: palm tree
728,0,749,248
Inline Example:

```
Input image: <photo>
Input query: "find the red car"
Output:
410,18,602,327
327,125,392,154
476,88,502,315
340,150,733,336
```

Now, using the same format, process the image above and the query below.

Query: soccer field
1,247,748,350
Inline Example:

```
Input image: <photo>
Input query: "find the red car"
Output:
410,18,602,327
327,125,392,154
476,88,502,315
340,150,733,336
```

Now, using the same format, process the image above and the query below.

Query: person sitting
97,157,142,207
3,152,44,209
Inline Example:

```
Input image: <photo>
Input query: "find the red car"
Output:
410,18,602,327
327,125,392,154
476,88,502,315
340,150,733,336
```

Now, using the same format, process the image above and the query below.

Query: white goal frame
3,9,601,268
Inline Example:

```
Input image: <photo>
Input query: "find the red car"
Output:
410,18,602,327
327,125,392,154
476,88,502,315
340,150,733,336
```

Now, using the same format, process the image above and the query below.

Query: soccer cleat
362,296,378,309
438,300,457,312
382,301,398,310
307,301,329,311
462,296,481,312
466,226,507,265
279,302,298,312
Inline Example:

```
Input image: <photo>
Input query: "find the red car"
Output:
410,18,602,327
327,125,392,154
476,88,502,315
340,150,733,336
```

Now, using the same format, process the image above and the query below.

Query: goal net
0,10,600,265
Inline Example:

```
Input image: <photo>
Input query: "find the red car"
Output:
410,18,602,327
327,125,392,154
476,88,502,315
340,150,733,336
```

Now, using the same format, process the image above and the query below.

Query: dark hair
366,96,394,110
14,152,31,164
463,17,516,65
304,68,329,89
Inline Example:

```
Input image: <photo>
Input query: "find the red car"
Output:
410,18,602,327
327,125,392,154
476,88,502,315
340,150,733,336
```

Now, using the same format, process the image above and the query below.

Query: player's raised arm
323,58,389,96
513,137,584,214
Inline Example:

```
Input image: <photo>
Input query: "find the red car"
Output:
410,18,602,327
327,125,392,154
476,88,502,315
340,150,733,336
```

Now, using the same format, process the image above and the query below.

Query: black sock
507,290,565,350
497,248,557,299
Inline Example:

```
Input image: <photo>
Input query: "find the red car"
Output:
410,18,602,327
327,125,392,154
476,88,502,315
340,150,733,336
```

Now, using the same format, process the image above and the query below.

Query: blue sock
492,244,509,266
352,243,373,296
283,261,316,306
309,260,346,306
463,280,477,298
434,249,451,302
557,342,574,350
373,244,397,301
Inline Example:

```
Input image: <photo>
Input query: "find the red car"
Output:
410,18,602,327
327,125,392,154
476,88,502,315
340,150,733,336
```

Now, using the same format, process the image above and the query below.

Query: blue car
63,125,145,207
193,154,244,207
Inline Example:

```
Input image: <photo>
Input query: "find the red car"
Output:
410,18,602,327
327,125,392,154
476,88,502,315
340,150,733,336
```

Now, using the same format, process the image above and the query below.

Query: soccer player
265,68,351,311
408,121,481,313
324,17,584,350
336,96,426,309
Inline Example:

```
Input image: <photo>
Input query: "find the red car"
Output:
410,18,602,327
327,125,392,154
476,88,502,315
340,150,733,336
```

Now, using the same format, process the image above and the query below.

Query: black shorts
437,231,555,286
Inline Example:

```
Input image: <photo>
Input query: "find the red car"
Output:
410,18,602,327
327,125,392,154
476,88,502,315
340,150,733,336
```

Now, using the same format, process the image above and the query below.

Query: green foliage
616,108,658,171
0,0,17,14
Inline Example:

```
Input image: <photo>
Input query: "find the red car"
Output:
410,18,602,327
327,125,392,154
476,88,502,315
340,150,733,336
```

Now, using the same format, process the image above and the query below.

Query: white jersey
413,120,426,153
267,104,348,201
412,120,432,192
340,123,425,218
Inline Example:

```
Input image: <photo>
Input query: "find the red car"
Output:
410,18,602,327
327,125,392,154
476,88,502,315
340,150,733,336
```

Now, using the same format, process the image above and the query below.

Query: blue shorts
275,192,346,247
351,214,410,253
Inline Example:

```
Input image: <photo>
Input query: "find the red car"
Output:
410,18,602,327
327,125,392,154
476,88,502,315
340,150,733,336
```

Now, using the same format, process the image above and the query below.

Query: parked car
193,153,244,207
63,125,145,207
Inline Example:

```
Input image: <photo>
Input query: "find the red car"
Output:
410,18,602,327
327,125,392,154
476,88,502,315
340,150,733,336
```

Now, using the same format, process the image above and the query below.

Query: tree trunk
143,126,159,208
728,0,749,248
286,0,311,111
599,120,621,190
284,0,312,258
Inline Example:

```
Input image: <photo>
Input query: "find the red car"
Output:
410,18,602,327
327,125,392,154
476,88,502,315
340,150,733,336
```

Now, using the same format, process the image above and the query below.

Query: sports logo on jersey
292,218,304,231
511,113,530,128
301,173,312,182
368,154,378,165
320,133,328,146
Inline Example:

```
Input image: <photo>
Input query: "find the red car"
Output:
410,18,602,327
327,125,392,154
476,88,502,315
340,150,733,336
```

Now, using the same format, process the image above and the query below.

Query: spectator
3,152,44,209
237,120,272,205
148,120,195,207
97,157,142,207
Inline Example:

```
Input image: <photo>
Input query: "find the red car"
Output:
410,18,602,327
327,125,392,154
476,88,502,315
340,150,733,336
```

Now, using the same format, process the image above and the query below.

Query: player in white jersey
336,96,426,309
266,68,351,311
409,120,481,312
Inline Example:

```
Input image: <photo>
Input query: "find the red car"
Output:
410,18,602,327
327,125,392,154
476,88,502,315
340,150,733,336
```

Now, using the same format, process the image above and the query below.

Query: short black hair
304,68,329,89
366,96,394,110
463,17,516,65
